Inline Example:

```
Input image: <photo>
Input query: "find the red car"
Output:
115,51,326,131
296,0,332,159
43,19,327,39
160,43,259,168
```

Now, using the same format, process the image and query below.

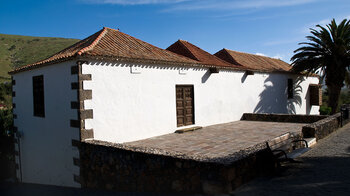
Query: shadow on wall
305,84,311,115
254,75,304,114
201,69,211,83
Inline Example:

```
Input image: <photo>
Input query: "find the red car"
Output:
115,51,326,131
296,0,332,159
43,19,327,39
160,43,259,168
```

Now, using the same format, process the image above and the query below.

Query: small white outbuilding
10,27,320,188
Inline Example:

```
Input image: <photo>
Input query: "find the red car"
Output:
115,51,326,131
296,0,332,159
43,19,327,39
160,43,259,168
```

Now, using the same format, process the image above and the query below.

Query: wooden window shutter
33,75,45,117
309,84,322,106
287,79,293,99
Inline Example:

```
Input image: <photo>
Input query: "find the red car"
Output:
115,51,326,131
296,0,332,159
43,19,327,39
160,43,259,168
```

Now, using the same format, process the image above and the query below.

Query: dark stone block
80,90,92,100
74,174,81,183
73,157,80,166
80,109,93,120
71,101,79,109
70,120,80,128
80,74,92,81
71,82,79,90
71,66,79,75
81,129,94,140
72,139,81,148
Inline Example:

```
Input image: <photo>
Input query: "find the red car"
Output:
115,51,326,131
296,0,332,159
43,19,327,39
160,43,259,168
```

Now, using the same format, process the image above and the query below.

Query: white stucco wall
82,61,319,143
12,61,80,188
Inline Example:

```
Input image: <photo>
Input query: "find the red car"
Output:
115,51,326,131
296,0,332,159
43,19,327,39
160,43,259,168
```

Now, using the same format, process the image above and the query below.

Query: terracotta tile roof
9,29,106,74
9,27,294,74
214,48,292,72
9,27,199,74
166,40,244,69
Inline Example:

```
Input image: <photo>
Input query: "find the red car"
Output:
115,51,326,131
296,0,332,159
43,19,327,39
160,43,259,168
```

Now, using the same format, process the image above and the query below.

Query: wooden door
176,85,194,127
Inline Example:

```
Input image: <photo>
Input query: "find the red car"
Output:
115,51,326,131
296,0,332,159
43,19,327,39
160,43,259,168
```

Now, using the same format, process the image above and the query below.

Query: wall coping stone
303,113,340,129
241,113,328,124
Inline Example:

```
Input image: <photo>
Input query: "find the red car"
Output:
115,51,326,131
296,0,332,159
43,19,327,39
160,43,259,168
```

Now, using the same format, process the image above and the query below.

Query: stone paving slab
125,121,307,160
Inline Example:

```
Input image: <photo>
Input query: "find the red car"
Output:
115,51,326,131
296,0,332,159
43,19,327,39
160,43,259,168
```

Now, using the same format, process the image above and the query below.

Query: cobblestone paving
126,121,306,159
233,123,350,196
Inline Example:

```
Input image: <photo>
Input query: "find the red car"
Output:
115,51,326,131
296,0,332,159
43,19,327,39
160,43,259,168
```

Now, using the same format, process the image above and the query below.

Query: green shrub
0,109,14,181
320,105,332,115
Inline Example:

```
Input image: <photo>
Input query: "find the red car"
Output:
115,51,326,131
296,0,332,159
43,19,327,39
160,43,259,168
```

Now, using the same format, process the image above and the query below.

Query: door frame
175,85,195,127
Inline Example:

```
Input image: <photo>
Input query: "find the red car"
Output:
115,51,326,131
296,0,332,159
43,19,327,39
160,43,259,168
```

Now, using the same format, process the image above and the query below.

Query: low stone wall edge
302,113,343,140
241,113,328,124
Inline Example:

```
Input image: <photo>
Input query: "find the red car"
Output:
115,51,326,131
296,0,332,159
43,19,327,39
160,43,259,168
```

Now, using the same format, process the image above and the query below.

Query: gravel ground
233,123,350,196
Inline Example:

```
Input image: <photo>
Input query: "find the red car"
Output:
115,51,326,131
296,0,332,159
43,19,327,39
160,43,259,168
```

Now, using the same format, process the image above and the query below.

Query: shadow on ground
234,156,350,196
0,182,201,196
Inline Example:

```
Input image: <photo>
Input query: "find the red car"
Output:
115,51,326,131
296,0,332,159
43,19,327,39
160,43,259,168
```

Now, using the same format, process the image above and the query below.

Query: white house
10,27,320,188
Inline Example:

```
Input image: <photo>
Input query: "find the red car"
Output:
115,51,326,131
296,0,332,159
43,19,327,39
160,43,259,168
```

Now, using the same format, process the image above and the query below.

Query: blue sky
1,0,349,62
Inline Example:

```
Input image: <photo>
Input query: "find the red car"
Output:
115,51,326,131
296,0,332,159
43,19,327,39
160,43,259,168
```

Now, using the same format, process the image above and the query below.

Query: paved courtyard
126,121,306,159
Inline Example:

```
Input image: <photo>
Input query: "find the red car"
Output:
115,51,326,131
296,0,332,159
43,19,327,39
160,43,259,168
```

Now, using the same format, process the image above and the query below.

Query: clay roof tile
214,48,292,72
167,40,244,69
9,27,199,74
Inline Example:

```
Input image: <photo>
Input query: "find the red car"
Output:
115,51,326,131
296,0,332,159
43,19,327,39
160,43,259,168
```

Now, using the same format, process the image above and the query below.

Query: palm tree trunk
327,84,341,114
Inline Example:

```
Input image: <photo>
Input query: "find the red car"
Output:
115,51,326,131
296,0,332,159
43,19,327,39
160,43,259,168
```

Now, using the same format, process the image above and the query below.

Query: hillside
0,34,79,81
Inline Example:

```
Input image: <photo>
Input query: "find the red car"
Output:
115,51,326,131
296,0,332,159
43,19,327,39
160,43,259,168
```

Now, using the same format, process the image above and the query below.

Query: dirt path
233,123,350,196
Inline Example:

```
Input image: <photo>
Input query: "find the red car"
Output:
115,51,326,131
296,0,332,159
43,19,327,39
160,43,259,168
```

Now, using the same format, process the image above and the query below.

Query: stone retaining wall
79,140,275,194
242,113,349,141
302,113,342,140
241,113,328,123
78,113,349,194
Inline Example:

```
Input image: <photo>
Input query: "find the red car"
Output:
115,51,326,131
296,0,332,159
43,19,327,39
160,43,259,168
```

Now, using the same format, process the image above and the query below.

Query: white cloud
302,15,350,34
81,0,317,9
81,0,188,5
255,52,289,62
163,0,316,12
255,52,266,56
272,54,283,59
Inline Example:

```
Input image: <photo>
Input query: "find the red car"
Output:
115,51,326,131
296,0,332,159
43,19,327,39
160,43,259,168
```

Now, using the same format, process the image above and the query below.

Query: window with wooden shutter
309,84,322,106
33,75,45,117
176,85,194,127
287,79,293,99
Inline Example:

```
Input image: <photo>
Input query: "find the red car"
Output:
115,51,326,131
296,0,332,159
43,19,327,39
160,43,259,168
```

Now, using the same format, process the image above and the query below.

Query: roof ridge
111,32,197,63
177,40,200,61
177,41,243,68
224,48,285,61
77,27,108,55
216,49,242,66
179,40,212,60
184,41,237,65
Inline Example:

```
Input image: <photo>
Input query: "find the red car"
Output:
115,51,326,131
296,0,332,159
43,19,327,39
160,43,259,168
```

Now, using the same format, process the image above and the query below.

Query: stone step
287,148,310,159
305,137,317,147
287,138,316,159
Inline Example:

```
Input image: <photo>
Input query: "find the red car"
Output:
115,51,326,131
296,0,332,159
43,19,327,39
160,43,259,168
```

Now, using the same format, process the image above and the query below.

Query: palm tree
291,19,350,114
